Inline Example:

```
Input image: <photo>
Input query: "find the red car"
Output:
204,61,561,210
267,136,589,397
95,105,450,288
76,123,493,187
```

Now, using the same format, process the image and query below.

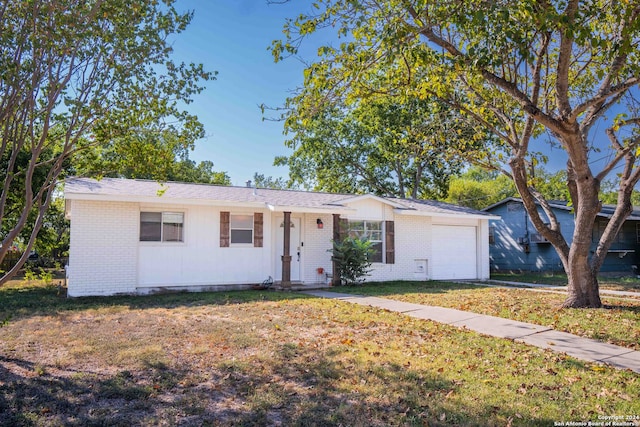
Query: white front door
276,217,301,281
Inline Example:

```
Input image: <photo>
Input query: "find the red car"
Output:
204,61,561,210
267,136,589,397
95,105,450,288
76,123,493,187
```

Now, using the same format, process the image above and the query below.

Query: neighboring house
483,197,640,273
64,177,497,297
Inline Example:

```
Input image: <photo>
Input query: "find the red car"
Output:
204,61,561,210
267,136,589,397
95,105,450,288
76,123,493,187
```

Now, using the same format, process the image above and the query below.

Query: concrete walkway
301,290,640,374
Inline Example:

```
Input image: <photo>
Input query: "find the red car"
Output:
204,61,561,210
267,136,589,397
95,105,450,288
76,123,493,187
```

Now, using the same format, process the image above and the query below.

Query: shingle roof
389,197,495,216
482,197,573,212
64,177,494,217
600,204,640,221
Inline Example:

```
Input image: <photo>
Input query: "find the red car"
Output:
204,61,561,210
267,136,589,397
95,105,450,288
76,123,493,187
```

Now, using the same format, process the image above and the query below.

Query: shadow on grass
0,348,557,427
334,281,640,313
492,272,640,292
0,283,308,324
0,355,189,426
601,303,640,314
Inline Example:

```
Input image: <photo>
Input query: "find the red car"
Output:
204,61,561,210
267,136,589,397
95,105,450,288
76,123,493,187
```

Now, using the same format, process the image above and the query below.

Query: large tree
445,167,569,210
0,0,213,284
272,0,640,308
75,129,230,185
446,167,517,210
276,96,487,199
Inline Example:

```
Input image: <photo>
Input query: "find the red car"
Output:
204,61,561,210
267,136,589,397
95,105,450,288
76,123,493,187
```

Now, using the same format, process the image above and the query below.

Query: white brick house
64,177,498,297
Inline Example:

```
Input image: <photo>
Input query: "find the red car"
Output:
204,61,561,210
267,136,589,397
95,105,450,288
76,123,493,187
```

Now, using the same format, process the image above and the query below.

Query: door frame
274,216,302,281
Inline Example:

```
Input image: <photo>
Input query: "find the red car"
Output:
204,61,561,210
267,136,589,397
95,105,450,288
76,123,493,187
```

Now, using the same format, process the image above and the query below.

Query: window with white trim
140,212,184,242
230,214,253,244
348,220,384,263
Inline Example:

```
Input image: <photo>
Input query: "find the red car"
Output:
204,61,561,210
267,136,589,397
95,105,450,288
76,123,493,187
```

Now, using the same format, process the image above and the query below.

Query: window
488,225,496,244
593,220,620,243
140,212,183,242
230,214,253,244
348,220,384,263
507,202,523,212
220,212,263,247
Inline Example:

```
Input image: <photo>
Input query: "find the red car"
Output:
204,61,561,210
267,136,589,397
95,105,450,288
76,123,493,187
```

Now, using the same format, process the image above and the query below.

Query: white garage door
432,225,477,280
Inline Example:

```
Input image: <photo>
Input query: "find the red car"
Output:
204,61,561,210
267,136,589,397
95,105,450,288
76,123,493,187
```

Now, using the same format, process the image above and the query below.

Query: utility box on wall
413,259,428,280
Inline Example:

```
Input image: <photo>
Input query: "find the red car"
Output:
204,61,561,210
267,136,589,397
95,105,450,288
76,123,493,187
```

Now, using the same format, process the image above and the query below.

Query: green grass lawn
1,279,639,426
330,281,640,350
491,271,640,292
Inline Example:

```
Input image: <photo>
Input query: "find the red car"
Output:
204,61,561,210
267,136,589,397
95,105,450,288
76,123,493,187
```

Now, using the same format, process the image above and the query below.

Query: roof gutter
265,203,355,215
393,208,500,220
65,193,269,209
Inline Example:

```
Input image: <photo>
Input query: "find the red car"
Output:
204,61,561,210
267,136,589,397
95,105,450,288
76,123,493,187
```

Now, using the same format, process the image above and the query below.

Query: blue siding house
483,198,640,273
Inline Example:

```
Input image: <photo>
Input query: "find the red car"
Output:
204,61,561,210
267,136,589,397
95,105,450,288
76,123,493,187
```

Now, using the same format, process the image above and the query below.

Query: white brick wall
366,215,432,282
300,211,436,284
308,213,490,283
138,205,272,287
67,200,138,296
67,197,491,295
69,202,274,295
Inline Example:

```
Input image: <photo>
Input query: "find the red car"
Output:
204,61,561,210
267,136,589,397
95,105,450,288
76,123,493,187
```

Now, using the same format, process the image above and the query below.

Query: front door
276,217,301,281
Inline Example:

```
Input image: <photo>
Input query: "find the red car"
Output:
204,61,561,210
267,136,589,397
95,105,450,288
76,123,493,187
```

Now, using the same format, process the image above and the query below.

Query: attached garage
431,225,478,280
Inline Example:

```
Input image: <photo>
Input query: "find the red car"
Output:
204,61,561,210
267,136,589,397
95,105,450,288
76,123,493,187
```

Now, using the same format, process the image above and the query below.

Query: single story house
64,177,498,297
483,197,640,273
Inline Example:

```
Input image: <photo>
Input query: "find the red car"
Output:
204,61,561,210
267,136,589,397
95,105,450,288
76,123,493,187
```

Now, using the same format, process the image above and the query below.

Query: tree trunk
562,157,603,308
511,148,605,309
564,252,602,308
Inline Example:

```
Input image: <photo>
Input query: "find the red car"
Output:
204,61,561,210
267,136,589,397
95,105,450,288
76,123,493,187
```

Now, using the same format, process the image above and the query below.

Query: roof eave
482,197,573,212
335,194,407,209
66,193,356,214
596,212,640,221
65,193,270,209
394,208,500,220
265,204,355,214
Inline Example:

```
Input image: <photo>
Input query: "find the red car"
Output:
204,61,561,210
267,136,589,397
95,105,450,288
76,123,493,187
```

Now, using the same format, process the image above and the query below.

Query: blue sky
171,1,314,186
169,1,627,186
170,1,574,185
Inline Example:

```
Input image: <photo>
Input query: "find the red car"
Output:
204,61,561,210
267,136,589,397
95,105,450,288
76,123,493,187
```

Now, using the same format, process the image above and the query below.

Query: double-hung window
230,214,253,244
348,220,384,263
140,212,184,242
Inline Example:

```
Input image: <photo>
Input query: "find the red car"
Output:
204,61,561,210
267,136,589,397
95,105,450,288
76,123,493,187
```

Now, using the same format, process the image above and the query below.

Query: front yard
491,272,640,292
330,281,640,350
0,279,639,426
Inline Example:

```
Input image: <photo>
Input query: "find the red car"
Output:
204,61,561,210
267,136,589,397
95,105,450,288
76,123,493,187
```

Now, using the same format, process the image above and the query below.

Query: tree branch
404,5,566,136
555,0,579,119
